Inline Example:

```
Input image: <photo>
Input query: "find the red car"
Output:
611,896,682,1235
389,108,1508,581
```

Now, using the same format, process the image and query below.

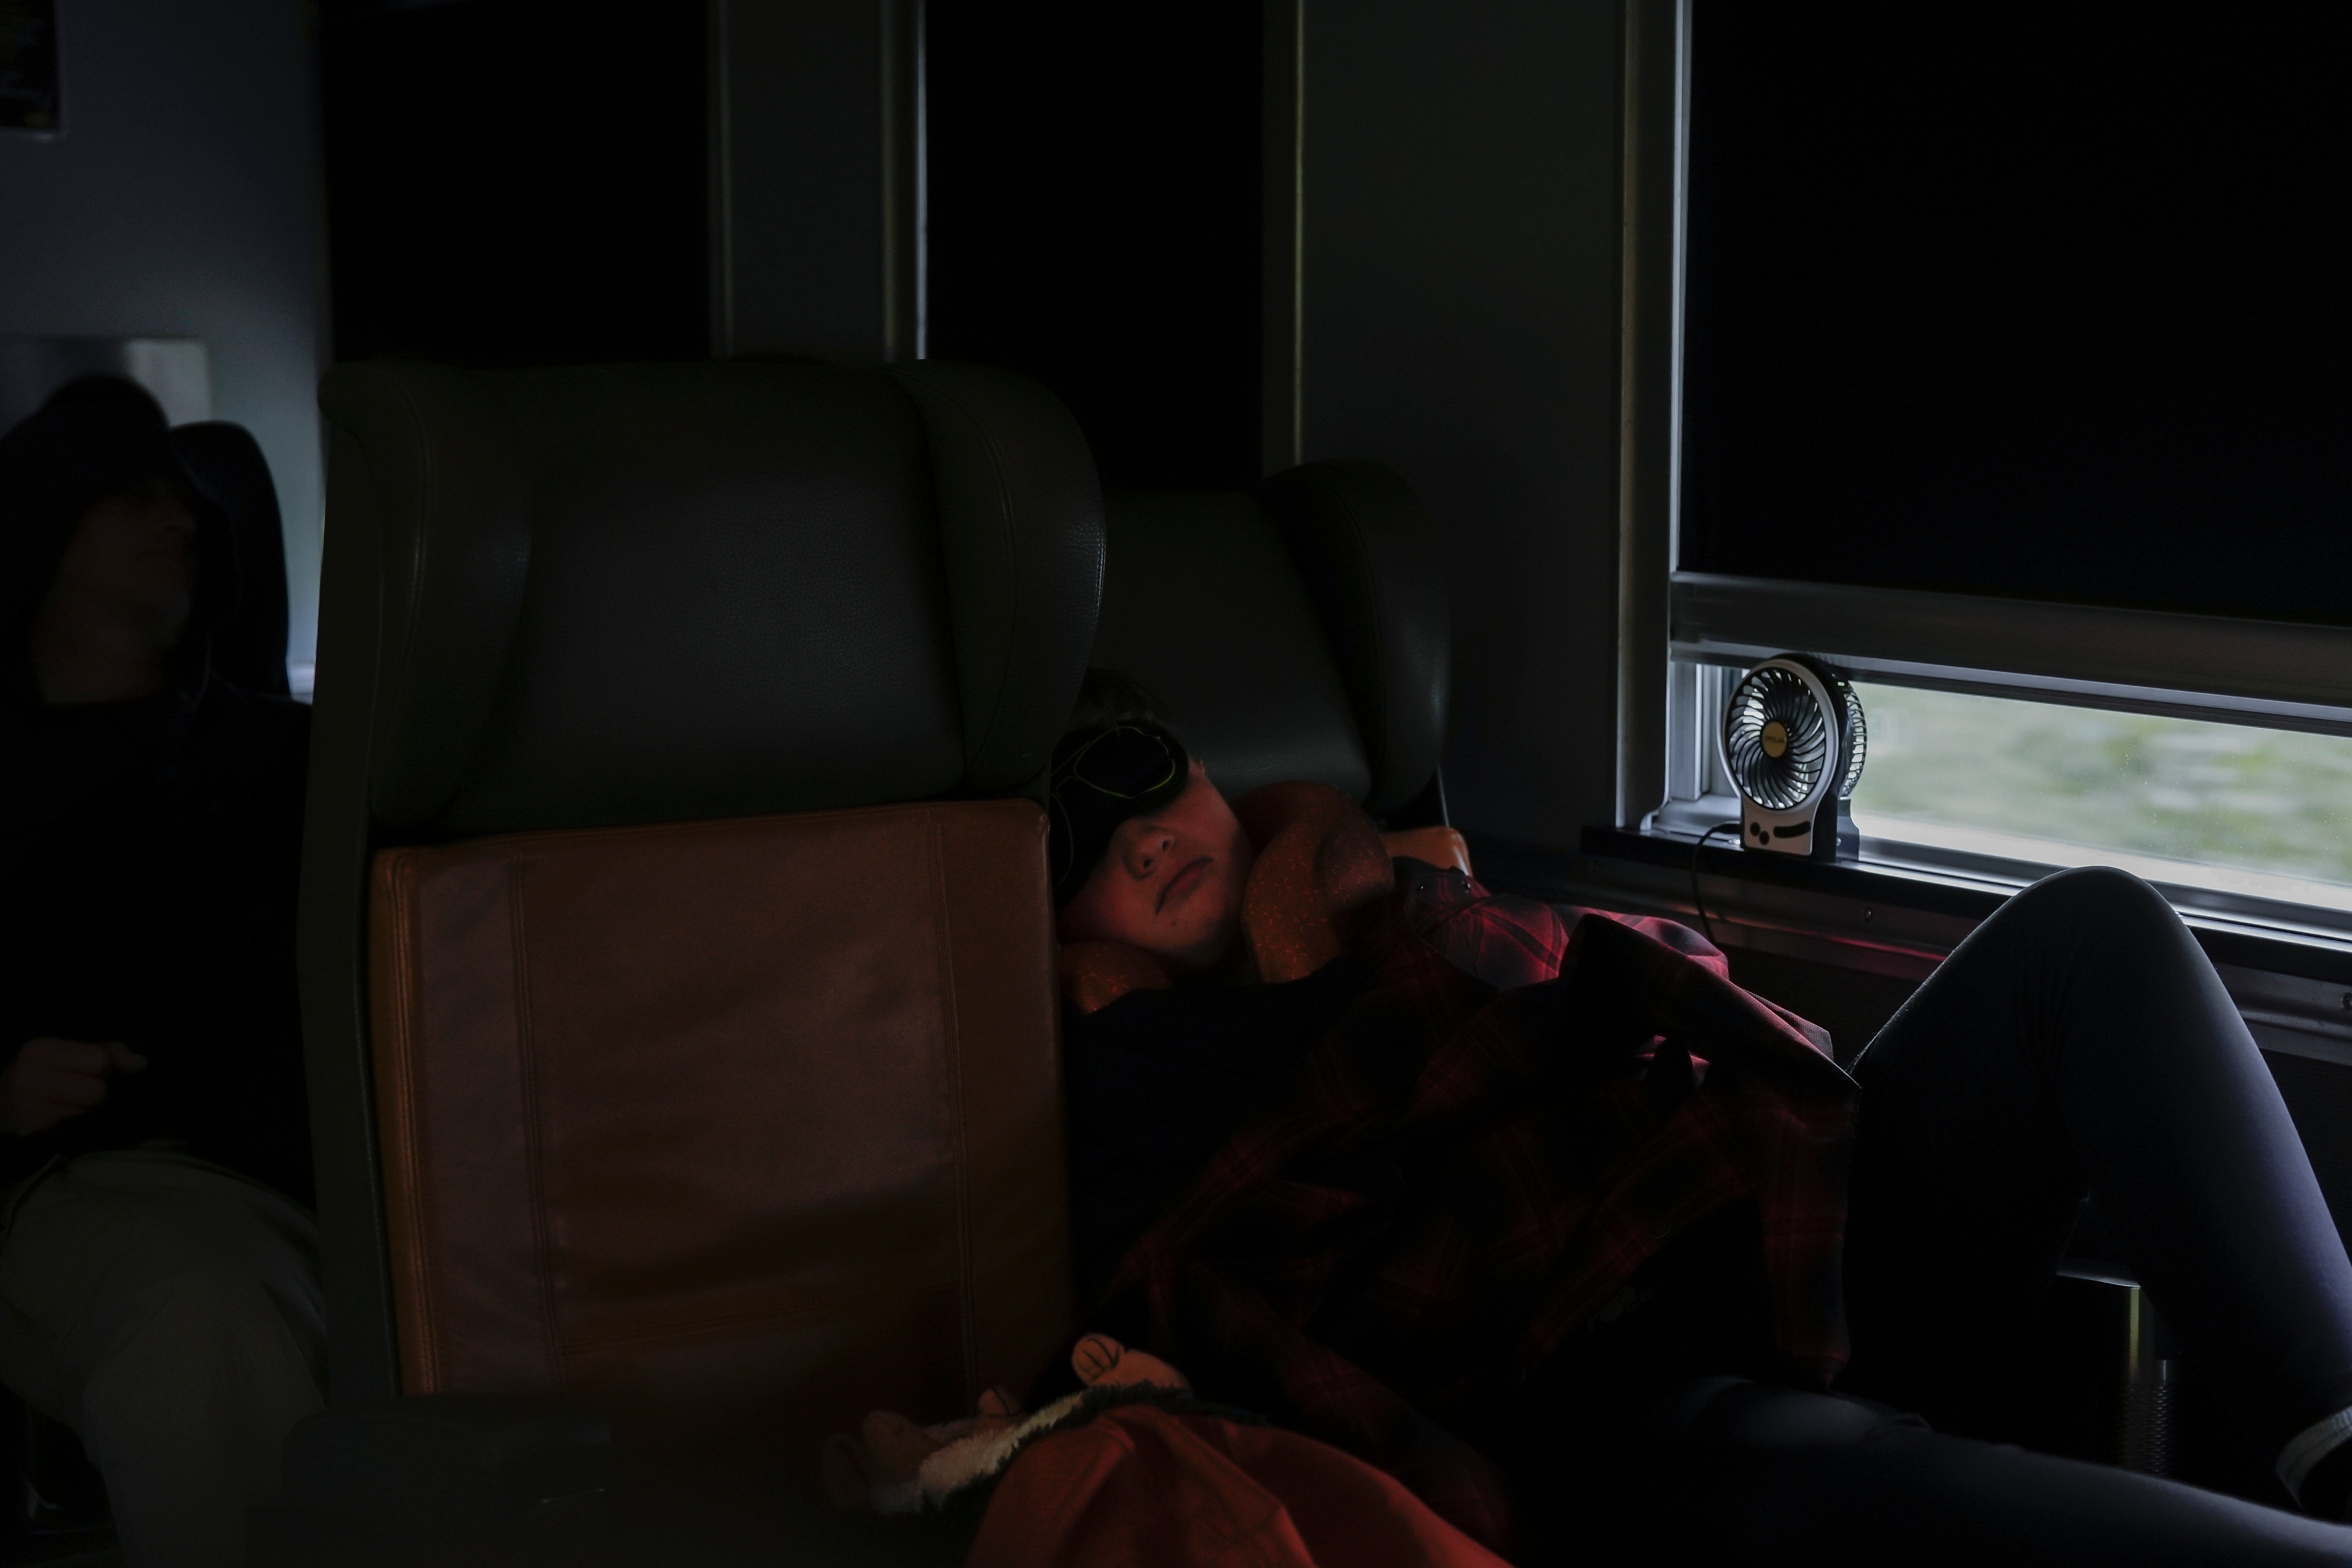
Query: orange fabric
1059,783,1398,1014
1230,783,1396,985
1380,825,1473,876
965,1406,1513,1568
1060,939,1178,1014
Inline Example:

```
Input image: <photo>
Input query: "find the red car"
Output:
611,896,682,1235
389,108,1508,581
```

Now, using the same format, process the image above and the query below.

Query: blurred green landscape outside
1847,682,2352,892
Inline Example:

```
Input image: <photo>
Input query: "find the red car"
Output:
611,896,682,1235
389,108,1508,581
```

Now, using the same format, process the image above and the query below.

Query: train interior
1,0,2349,1562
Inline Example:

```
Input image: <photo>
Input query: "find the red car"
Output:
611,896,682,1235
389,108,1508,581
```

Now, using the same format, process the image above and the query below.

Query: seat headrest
173,421,291,696
316,360,1100,837
1091,490,1369,803
1089,461,1449,813
1260,461,1450,813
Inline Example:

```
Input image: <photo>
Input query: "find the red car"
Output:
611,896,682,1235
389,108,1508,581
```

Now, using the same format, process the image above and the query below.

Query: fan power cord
1689,821,1743,952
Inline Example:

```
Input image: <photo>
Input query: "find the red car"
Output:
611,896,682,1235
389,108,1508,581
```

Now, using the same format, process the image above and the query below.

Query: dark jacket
0,378,312,1200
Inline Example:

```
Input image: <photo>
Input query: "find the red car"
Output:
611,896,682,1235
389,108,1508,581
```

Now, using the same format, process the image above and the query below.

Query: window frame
1624,0,2352,933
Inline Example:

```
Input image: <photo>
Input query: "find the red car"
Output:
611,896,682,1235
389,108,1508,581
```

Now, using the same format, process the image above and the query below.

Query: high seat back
174,419,293,696
1090,460,1450,815
299,360,1101,1487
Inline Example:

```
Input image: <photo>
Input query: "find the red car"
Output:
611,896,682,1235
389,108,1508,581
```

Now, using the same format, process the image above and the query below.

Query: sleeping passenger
1028,668,2352,1564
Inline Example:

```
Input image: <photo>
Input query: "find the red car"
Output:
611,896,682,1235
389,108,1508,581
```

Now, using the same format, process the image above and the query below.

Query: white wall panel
0,0,327,677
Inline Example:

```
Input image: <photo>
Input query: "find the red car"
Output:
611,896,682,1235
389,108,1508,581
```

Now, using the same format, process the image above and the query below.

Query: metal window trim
1614,0,1690,827
1651,791,2352,947
1662,661,1732,802
1671,572,2352,737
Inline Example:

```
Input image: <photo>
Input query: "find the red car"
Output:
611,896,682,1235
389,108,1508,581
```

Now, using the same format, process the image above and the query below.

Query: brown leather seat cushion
367,800,1070,1489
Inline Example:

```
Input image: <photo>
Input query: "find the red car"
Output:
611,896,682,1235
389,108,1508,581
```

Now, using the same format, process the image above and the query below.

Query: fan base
1740,794,1858,860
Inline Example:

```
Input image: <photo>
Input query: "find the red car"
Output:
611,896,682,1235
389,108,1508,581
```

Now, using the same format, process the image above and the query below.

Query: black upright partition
319,0,709,368
925,0,1264,489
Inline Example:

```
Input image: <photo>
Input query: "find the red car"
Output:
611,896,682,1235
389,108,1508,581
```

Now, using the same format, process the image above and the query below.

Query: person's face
41,480,196,649
1057,759,1256,975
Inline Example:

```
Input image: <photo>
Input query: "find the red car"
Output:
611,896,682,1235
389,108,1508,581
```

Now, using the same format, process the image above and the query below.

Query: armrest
276,1393,612,1541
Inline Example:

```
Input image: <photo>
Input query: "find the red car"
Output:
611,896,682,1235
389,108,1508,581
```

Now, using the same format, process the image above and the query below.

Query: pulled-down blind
1677,5,2352,629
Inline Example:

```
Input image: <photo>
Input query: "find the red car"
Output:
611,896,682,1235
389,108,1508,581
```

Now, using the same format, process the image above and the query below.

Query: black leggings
1643,866,2352,1564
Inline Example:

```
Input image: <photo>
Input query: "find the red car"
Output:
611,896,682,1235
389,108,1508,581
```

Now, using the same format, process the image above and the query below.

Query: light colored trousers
0,1145,326,1568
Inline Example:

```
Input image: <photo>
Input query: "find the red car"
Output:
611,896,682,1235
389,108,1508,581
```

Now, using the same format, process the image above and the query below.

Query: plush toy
822,1333,1194,1514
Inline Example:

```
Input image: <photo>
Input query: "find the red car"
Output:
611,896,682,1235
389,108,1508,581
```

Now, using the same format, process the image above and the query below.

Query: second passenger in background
0,378,319,1568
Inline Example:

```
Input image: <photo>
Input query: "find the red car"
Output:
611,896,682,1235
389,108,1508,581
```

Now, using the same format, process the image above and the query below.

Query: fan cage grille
1829,672,1868,798
1723,664,1832,812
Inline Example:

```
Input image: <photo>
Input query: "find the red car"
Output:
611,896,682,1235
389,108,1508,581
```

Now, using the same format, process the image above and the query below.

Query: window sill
1648,796,2352,952
1463,807,2352,1067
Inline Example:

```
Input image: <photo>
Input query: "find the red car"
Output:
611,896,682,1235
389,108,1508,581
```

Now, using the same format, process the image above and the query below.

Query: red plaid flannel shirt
1087,868,1858,1551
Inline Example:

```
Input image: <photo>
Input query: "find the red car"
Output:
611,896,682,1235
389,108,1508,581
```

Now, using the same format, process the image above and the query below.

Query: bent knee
115,1263,322,1366
2009,864,2180,939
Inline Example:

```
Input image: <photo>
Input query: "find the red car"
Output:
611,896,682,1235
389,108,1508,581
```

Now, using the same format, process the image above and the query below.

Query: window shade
1677,5,2352,629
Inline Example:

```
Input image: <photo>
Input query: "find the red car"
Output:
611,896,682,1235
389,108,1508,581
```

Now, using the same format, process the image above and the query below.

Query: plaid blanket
1081,868,1858,1551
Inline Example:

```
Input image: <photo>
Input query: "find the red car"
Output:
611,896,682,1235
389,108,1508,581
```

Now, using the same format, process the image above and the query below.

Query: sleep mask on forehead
1048,721,1192,906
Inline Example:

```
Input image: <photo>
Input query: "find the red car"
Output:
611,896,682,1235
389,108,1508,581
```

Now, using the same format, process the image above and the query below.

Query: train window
1651,2,2352,931
1848,684,2352,918
1678,4,2352,622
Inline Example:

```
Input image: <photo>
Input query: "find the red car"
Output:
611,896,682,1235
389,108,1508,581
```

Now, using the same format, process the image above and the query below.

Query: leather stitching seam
928,811,983,1407
381,856,438,1391
507,859,569,1393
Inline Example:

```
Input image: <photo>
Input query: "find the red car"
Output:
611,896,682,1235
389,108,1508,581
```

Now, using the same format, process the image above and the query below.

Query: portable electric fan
1719,654,1867,859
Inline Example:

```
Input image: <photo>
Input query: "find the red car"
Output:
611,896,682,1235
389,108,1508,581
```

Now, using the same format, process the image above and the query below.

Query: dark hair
1065,668,1168,734
0,376,234,667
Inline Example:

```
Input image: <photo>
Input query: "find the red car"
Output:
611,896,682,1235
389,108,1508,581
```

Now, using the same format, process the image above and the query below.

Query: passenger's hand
0,1038,146,1136
1071,1333,1190,1393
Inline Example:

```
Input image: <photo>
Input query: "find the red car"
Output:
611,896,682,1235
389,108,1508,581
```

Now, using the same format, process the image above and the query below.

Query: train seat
1090,460,1460,856
174,419,294,696
266,359,1103,1562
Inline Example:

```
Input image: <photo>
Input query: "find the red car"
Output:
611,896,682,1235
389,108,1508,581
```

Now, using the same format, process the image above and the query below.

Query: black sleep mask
1048,721,1192,906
